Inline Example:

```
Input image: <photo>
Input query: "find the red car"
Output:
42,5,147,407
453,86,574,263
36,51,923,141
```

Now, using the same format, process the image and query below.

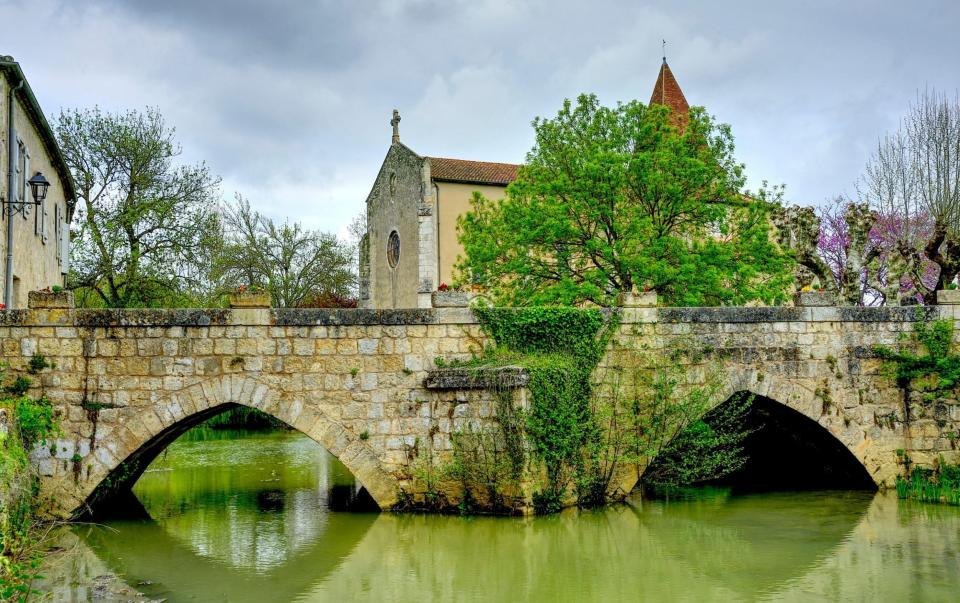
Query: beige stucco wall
0,75,70,308
364,145,424,309
435,181,508,287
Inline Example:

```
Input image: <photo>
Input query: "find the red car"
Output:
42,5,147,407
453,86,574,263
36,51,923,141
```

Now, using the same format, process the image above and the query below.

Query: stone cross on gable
391,109,401,143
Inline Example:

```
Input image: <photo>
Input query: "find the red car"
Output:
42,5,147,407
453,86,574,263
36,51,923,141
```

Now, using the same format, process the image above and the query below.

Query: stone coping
0,305,952,328
425,366,530,390
658,306,942,323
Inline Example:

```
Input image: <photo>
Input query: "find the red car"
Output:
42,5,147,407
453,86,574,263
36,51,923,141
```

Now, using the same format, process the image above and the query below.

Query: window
387,230,400,269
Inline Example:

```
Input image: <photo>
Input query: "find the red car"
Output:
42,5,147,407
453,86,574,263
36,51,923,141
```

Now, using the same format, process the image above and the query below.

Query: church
360,60,688,309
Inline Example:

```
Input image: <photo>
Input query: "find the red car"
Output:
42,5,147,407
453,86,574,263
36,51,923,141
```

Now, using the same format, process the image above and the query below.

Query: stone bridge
2,296,959,517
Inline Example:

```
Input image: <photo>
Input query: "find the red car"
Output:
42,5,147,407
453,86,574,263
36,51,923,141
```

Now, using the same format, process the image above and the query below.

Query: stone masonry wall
1,303,959,517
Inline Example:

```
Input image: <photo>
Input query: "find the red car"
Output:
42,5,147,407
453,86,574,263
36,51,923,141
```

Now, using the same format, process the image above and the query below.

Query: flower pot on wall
431,290,476,308
229,291,272,309
936,289,960,305
27,290,75,309
616,291,657,308
793,290,835,307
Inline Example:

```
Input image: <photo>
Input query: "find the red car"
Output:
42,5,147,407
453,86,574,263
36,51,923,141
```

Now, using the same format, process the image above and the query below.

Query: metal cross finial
391,109,401,143
662,39,667,63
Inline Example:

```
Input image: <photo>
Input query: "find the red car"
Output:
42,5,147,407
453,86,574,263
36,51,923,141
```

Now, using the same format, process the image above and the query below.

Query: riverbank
1,405,44,600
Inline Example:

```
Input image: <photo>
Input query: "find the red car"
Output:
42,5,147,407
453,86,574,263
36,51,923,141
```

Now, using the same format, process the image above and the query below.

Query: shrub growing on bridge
438,307,751,514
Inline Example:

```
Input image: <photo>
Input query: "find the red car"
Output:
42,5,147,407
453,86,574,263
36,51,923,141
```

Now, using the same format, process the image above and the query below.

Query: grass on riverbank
896,459,960,506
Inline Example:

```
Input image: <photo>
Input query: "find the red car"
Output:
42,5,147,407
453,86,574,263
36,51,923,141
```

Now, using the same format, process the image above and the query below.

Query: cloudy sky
3,0,959,236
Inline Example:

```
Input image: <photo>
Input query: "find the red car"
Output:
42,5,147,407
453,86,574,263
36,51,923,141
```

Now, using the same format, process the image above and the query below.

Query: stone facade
0,57,75,308
363,143,428,309
2,302,959,517
361,128,514,310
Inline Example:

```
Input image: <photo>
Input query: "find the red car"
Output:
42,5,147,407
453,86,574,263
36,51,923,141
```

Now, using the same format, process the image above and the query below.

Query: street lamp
2,171,48,214
27,172,49,204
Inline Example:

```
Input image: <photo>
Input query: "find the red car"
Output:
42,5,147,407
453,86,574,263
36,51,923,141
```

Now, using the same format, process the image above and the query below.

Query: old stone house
0,56,75,308
361,60,688,309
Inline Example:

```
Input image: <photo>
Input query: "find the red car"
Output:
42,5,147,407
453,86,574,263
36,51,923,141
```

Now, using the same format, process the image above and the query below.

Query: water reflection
38,429,960,603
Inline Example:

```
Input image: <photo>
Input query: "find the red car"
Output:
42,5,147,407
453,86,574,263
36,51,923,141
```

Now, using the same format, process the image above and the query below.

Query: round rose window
387,230,400,269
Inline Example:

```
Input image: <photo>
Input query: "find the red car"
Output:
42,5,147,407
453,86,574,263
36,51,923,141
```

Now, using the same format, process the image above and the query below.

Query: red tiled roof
649,60,689,116
428,157,519,186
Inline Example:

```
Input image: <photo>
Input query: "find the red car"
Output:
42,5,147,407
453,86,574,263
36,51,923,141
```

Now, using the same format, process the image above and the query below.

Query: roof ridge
427,155,520,167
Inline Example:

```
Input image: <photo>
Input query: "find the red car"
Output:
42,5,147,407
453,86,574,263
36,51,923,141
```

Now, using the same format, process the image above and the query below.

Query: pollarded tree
456,94,794,306
55,107,222,307
816,198,937,306
213,195,355,308
858,89,960,302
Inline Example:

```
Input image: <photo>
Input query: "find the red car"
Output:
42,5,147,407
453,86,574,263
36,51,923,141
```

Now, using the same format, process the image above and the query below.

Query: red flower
437,282,450,291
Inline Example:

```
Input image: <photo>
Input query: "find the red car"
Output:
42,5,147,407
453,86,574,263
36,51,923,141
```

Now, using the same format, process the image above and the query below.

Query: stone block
793,290,836,307
431,291,476,308
936,289,960,305
27,290,74,309
617,290,657,307
228,291,271,308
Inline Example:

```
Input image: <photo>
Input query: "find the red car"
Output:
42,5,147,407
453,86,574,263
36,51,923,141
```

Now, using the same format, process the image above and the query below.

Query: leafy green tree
55,107,222,307
213,195,355,307
457,94,794,306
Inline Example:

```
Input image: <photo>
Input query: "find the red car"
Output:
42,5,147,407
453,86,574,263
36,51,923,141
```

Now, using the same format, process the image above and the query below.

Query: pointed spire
649,60,689,116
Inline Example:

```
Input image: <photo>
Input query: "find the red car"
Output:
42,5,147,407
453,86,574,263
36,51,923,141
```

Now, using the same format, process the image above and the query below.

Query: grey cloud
2,0,960,232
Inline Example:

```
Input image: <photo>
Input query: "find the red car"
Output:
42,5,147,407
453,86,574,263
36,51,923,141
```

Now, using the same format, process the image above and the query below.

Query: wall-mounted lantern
27,172,50,204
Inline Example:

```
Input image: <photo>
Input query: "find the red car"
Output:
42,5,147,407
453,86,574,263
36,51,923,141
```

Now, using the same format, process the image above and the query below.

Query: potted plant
27,286,75,309
228,285,272,309
616,285,657,308
937,282,960,305
431,282,475,307
793,284,835,307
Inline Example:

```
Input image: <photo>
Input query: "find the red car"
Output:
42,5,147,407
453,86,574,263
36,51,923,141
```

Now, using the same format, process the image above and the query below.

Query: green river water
38,428,960,602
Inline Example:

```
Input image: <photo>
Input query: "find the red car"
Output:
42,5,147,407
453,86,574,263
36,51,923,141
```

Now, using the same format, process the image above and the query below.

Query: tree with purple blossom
816,198,937,306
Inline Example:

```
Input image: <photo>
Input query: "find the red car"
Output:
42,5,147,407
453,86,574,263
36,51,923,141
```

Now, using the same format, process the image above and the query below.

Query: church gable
364,141,427,309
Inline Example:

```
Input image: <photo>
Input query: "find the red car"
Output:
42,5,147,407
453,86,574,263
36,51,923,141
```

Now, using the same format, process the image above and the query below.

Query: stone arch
73,375,399,517
714,369,878,489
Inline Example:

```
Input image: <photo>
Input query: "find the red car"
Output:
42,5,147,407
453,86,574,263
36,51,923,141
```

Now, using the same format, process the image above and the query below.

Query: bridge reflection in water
36,426,960,602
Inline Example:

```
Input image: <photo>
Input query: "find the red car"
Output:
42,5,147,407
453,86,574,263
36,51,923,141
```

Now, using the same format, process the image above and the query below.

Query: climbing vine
1,362,60,600
430,306,751,515
464,307,613,513
875,314,960,500
874,317,960,392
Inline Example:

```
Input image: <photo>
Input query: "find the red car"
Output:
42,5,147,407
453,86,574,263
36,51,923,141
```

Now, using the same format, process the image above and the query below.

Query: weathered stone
27,290,75,309
228,291,271,308
794,290,836,307
431,290,476,308
6,303,957,519
937,289,960,305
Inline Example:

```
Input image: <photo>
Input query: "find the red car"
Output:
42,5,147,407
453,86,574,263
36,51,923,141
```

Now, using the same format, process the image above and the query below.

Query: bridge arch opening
80,402,381,519
644,392,877,493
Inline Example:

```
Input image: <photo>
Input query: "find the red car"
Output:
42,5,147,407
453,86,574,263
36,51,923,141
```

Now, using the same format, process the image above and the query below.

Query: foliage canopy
55,107,222,307
457,95,794,306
